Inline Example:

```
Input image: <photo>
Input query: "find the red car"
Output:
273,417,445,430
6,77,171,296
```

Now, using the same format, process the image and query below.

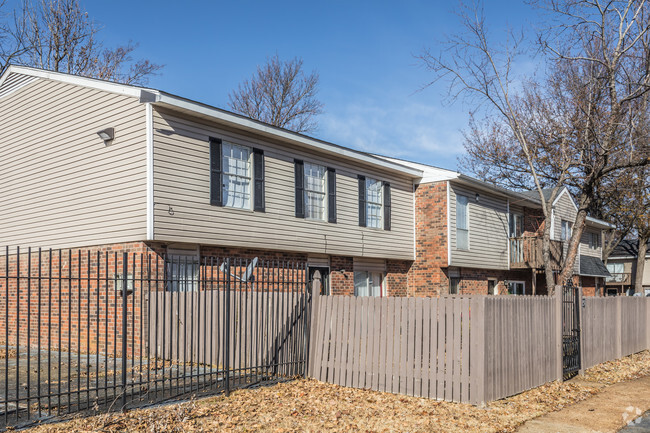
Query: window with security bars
166,255,200,292
222,142,251,209
304,162,326,220
366,177,383,228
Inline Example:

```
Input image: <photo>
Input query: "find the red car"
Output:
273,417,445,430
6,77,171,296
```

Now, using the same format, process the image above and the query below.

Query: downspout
146,103,154,240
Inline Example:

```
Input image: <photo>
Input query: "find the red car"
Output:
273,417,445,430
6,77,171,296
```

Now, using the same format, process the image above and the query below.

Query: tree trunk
559,210,588,285
542,216,555,294
635,235,648,295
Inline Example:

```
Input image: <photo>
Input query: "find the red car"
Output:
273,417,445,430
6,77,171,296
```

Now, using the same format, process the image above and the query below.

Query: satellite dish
219,257,259,283
242,257,259,282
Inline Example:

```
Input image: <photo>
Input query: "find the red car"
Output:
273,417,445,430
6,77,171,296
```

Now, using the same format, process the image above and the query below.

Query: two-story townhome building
385,159,614,297
605,239,650,296
0,65,421,297
0,65,613,298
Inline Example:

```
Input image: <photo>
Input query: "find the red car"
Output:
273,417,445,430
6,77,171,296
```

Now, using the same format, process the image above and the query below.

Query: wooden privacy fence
308,294,650,405
581,297,650,369
149,290,309,375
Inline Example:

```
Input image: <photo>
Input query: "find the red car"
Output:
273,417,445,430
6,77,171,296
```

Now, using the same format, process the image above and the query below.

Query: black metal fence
561,280,581,380
0,247,311,430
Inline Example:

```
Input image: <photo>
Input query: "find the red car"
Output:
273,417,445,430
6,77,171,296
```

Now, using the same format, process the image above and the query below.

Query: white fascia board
552,186,579,212
586,216,615,229
153,94,423,178
377,156,459,183
3,65,147,98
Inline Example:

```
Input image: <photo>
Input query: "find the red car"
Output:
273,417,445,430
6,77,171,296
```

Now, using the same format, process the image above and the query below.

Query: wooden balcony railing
509,236,563,270
605,272,631,285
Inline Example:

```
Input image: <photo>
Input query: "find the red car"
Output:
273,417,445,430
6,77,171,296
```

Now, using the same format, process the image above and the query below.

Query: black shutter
383,181,391,231
327,167,337,223
209,137,222,206
358,175,366,227
253,148,265,212
294,159,304,218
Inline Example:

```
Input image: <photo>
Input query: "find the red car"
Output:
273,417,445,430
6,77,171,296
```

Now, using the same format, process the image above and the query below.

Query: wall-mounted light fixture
97,127,115,144
475,193,480,202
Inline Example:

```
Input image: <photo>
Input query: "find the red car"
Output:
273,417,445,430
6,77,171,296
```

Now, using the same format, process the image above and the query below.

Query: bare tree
228,55,323,134
420,0,650,293
0,0,161,85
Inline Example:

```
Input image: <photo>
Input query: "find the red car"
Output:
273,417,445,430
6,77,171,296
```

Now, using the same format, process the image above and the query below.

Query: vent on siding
0,73,38,99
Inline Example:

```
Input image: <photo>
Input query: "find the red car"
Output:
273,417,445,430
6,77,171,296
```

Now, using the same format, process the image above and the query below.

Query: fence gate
1,248,311,430
561,280,581,380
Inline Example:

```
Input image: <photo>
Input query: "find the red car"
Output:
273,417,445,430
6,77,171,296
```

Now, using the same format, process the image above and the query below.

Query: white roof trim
1,65,422,178
586,216,615,229
155,94,423,177
2,65,148,98
551,186,579,212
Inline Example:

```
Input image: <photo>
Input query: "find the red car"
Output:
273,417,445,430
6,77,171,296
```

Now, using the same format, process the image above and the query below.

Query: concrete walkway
517,375,650,433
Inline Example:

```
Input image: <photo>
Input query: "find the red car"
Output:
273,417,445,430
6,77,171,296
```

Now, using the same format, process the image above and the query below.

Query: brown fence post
555,285,563,381
615,296,622,360
469,296,486,405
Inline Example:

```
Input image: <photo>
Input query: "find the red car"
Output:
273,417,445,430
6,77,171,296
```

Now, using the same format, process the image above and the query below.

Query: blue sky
63,1,535,170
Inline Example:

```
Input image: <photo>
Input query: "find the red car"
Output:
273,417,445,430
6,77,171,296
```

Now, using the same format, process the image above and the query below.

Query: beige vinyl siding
552,191,580,273
581,227,602,259
448,182,509,269
152,107,414,260
0,76,147,251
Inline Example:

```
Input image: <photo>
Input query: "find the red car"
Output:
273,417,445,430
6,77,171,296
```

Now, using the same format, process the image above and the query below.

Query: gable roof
0,65,423,178
610,239,650,259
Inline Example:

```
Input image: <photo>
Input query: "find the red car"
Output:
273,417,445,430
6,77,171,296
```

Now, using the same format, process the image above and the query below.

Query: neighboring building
0,65,613,297
605,239,650,296
385,159,614,297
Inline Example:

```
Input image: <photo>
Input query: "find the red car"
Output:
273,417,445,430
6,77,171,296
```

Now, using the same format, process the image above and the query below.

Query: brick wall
329,256,354,295
523,206,545,235
408,182,450,296
0,242,155,356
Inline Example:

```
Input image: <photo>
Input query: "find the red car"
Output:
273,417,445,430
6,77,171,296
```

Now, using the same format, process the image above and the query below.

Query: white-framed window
166,250,200,292
606,262,625,282
366,178,383,228
589,232,600,249
457,195,469,250
304,162,327,221
354,271,384,297
508,281,526,295
509,213,524,237
222,142,251,209
561,220,573,241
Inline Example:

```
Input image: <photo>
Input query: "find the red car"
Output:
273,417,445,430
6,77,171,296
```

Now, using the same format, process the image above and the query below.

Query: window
222,142,251,209
304,163,327,220
561,220,573,241
449,277,460,295
457,195,469,250
508,281,526,295
354,271,384,297
589,232,600,249
487,279,497,295
509,213,524,237
606,262,624,282
166,253,200,292
366,178,383,228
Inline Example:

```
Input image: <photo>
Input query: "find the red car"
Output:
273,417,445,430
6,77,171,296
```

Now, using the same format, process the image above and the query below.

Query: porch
510,236,563,270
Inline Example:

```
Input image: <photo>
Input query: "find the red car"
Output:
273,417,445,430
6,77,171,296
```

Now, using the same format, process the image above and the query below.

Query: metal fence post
121,252,128,410
224,258,231,397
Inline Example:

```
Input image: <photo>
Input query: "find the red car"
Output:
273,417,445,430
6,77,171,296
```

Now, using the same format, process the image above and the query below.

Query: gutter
139,90,423,178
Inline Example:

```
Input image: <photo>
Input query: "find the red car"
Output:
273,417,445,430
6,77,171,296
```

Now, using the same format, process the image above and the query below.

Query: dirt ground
21,350,650,433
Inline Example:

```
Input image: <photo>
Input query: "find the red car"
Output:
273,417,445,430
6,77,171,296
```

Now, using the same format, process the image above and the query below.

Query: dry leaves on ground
582,350,650,385
26,351,649,433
